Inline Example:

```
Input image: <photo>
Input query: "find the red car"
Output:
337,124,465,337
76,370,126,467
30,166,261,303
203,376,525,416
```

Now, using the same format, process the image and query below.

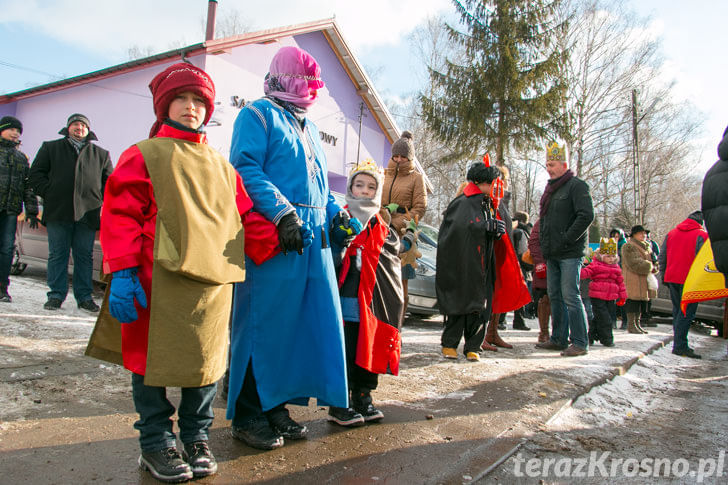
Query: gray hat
67,113,90,129
391,131,415,160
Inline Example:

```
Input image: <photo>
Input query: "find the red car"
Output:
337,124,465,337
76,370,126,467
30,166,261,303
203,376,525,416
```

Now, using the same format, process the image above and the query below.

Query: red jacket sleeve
101,146,155,273
235,173,253,217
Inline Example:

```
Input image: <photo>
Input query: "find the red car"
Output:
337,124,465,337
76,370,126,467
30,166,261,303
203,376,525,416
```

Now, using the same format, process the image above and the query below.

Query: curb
472,334,674,482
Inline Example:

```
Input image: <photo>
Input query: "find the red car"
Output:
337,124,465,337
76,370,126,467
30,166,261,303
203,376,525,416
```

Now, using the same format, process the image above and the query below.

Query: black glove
278,212,304,255
27,215,40,230
485,218,506,238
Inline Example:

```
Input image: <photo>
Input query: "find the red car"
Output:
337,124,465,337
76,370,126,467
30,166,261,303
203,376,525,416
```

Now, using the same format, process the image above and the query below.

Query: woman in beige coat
621,225,655,334
380,131,427,319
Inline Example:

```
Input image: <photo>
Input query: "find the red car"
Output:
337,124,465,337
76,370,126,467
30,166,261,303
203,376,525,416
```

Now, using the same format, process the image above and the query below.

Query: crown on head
349,158,382,177
599,237,617,255
546,141,567,162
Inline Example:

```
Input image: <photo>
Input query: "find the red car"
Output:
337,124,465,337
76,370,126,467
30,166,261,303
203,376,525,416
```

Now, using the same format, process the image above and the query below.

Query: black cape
436,187,497,315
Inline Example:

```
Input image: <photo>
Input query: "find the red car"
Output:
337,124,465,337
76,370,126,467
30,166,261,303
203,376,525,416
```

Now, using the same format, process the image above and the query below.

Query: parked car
11,211,104,281
406,224,439,317
649,282,725,336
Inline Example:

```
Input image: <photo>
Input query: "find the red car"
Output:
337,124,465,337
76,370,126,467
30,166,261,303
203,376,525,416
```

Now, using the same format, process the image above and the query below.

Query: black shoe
182,441,217,478
602,342,615,347
672,348,702,359
0,286,11,303
266,408,308,440
231,417,284,450
138,447,193,483
535,341,567,351
78,299,100,313
644,322,658,327
351,390,384,422
328,406,365,427
513,322,530,331
43,298,62,310
497,322,507,330
619,321,627,330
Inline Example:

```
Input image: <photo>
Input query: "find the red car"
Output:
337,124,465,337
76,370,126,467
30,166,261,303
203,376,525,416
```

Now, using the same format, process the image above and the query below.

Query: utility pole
631,89,641,225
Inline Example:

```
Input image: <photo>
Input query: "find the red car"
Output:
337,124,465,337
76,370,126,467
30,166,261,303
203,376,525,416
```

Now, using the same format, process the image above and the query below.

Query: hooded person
85,62,253,482
226,46,350,451
436,163,506,361
703,126,728,275
327,159,406,427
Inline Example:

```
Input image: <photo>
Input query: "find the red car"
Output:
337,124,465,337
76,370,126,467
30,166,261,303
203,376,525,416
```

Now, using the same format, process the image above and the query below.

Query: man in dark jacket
535,141,594,356
512,211,533,330
660,211,708,359
28,114,112,312
0,116,39,302
436,164,505,361
702,125,728,275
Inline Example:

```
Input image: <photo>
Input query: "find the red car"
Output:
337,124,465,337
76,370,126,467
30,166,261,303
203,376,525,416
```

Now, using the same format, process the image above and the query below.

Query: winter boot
485,313,513,349
0,284,10,303
536,296,551,343
627,313,642,334
351,390,384,422
634,317,648,334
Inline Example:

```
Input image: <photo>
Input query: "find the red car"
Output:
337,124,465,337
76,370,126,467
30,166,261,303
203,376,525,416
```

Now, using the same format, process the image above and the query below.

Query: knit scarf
345,196,380,226
67,136,86,154
539,169,574,220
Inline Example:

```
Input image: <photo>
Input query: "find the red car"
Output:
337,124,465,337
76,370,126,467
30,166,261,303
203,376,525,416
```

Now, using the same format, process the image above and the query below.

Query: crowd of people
1,44,725,483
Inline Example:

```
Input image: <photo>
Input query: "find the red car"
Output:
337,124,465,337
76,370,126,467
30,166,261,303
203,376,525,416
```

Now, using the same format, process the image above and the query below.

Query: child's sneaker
442,347,458,359
138,447,193,483
351,390,384,422
328,406,365,427
466,351,480,362
183,440,217,477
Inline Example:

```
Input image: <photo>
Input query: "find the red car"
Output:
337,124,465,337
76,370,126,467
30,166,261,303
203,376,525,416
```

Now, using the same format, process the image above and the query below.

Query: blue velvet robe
226,98,348,417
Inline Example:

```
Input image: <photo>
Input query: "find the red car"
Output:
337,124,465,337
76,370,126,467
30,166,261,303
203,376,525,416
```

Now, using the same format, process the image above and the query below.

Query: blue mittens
109,267,147,323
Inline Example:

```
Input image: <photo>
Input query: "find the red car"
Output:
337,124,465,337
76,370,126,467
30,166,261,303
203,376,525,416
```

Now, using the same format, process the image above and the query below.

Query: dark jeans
441,312,485,354
0,211,18,287
667,282,698,353
46,221,95,303
344,321,378,392
131,373,217,452
588,298,614,346
546,258,589,349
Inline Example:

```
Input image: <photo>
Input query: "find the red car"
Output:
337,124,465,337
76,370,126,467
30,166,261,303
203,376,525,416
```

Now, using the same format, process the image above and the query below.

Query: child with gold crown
327,159,408,427
579,238,628,347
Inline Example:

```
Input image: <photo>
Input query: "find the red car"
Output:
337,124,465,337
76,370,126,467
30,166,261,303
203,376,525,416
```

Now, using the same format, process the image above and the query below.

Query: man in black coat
702,125,728,276
535,141,594,356
0,116,39,302
28,114,112,312
436,164,505,361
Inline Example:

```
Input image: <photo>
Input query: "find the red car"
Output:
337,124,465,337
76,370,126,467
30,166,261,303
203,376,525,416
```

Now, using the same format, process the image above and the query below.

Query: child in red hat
86,62,253,482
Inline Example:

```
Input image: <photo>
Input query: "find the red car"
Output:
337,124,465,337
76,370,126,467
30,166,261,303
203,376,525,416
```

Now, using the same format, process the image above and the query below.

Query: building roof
1,18,432,190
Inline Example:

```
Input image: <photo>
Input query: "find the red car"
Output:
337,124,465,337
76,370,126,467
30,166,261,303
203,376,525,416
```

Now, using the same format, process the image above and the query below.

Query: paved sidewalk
0,275,684,484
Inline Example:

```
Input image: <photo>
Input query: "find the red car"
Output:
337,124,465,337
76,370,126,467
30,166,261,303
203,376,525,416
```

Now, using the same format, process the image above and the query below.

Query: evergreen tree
421,0,567,166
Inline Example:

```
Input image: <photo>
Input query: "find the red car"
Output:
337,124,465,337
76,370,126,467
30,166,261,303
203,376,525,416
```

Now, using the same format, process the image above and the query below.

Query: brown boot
627,313,642,334
635,313,648,334
537,295,551,343
485,313,513,349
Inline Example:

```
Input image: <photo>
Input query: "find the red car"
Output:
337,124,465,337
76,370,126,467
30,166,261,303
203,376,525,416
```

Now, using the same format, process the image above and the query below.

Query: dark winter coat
28,132,112,229
436,183,497,315
513,221,533,279
539,175,594,260
702,126,728,274
0,139,38,216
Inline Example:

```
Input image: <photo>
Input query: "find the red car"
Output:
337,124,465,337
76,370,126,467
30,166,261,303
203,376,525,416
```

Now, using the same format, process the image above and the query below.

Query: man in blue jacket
535,141,594,356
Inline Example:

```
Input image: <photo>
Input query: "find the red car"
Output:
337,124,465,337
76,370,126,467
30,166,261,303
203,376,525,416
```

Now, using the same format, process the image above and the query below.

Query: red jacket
581,258,627,301
100,124,252,375
662,218,708,285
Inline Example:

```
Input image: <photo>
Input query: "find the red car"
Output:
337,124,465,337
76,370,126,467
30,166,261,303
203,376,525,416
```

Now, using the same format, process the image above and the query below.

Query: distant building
0,19,427,194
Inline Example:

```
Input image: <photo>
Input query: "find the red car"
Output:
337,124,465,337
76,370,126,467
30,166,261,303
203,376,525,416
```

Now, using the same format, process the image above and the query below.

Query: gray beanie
391,130,415,160
67,113,90,129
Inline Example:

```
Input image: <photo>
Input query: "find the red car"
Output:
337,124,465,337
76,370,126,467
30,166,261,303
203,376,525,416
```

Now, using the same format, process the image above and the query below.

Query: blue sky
1,0,726,172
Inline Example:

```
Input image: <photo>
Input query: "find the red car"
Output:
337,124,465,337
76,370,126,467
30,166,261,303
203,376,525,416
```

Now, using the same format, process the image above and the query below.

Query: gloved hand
404,218,418,233
402,230,416,252
331,211,362,247
27,215,40,230
384,203,400,213
485,218,506,238
616,298,626,307
109,267,147,323
278,212,306,255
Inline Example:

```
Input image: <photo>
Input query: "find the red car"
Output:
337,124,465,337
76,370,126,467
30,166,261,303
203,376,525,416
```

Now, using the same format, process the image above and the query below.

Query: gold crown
349,158,382,177
599,237,617,255
546,141,566,162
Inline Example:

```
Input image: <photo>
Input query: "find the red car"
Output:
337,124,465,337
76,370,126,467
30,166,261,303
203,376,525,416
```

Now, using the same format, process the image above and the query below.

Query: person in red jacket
658,211,708,359
580,238,627,347
85,63,253,482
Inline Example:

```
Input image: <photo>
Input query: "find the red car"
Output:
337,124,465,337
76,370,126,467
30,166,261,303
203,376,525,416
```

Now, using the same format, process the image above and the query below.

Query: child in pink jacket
580,238,627,347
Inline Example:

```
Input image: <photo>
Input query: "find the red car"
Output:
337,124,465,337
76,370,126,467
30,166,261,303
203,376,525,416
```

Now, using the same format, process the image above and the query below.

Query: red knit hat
148,62,216,137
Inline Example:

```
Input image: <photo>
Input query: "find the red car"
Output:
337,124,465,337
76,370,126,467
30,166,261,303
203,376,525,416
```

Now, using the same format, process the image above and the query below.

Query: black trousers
232,360,287,427
344,321,379,392
625,299,648,316
441,312,485,354
588,298,615,346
